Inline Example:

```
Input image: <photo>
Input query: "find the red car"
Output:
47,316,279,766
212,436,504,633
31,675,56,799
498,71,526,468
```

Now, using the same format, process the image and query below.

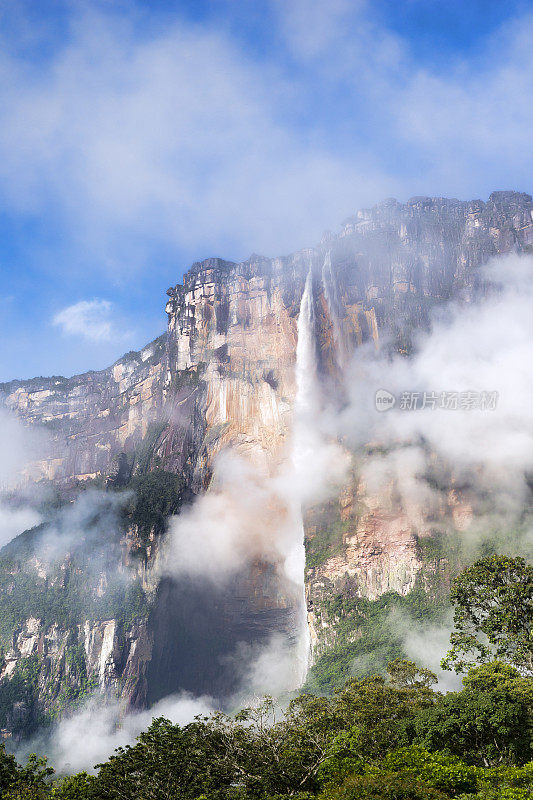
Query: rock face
0,615,151,703
0,191,532,733
4,191,531,480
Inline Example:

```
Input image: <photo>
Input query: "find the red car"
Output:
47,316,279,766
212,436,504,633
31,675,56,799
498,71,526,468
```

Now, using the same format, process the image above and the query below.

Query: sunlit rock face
5,192,531,483
0,191,531,725
0,337,169,481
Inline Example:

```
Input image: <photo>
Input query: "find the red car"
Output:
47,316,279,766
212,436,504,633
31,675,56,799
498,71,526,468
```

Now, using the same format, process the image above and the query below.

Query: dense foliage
305,587,449,694
443,555,533,674
0,658,532,799
128,469,185,544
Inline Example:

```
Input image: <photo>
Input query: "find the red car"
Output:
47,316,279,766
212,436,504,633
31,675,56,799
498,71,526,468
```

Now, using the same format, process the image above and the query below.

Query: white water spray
286,268,319,685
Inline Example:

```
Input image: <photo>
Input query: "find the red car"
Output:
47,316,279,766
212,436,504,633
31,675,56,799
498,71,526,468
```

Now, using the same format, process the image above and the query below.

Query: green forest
1,554,532,799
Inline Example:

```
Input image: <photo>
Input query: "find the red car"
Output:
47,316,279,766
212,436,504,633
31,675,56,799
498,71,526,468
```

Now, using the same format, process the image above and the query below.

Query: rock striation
0,191,532,732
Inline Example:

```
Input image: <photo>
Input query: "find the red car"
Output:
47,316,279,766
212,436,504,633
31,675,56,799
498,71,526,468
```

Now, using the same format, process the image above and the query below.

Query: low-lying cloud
338,251,533,554
0,406,48,486
19,691,215,775
32,488,131,568
164,444,346,587
0,503,41,548
0,405,49,547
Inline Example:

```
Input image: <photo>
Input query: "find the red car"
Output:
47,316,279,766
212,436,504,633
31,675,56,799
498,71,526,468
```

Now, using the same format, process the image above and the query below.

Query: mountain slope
0,190,531,738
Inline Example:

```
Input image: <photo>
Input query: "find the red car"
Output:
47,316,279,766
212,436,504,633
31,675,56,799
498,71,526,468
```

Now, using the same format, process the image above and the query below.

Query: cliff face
0,190,532,732
4,191,531,481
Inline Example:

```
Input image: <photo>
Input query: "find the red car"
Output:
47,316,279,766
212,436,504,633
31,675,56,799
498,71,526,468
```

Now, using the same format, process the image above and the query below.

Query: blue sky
0,0,531,381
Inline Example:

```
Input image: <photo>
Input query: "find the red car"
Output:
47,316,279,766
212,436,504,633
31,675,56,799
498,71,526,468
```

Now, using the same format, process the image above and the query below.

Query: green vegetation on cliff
128,469,185,542
304,501,350,569
4,660,533,799
1,555,533,799
305,587,450,694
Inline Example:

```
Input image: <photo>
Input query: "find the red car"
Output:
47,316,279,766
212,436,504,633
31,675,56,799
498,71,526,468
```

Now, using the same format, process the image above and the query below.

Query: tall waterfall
321,250,345,368
287,268,318,685
295,269,319,423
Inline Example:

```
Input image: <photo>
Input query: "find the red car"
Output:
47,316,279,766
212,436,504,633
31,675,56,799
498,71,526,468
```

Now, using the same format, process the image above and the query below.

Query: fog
19,691,215,775
335,253,533,555
5,250,533,772
0,406,50,547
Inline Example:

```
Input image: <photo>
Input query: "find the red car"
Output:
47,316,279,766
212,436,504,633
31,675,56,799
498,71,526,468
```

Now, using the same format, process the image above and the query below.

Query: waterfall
287,268,318,686
321,251,345,368
295,269,319,423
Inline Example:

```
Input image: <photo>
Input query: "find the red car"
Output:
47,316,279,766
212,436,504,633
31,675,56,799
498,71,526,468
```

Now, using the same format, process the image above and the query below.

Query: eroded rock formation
0,190,532,733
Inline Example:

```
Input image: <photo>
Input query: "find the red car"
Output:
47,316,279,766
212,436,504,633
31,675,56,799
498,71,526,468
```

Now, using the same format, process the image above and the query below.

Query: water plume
288,268,318,684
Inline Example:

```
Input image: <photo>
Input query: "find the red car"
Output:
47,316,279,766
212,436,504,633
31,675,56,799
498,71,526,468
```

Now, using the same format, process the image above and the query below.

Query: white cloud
52,299,127,343
0,3,529,272
393,16,533,186
0,406,48,545
385,254,533,485
0,406,47,485
0,5,394,267
392,609,463,692
336,252,533,553
0,504,41,548
275,1,533,196
20,691,215,774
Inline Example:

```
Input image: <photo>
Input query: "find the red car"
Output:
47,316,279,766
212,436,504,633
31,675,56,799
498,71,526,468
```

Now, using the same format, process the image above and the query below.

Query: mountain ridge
0,189,532,739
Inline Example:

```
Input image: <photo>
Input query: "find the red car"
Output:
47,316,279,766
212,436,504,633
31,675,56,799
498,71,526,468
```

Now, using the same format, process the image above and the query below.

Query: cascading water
285,267,319,686
321,250,346,368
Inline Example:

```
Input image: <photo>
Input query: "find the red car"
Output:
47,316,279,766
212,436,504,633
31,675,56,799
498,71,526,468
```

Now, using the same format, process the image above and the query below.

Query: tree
91,716,235,800
0,745,21,793
0,748,53,800
220,693,339,796
442,555,533,674
331,672,437,759
375,745,479,796
414,662,533,768
387,659,437,690
50,772,96,799
320,772,447,799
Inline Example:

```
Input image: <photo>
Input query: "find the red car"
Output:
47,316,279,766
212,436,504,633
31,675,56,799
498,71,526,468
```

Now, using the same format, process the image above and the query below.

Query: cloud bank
0,2,531,272
0,406,49,545
338,252,533,556
20,691,215,775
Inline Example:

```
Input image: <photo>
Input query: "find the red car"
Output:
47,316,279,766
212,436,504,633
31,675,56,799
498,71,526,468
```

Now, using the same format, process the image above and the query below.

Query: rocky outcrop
3,191,531,481
0,615,153,737
0,616,151,696
0,191,531,729
0,336,168,481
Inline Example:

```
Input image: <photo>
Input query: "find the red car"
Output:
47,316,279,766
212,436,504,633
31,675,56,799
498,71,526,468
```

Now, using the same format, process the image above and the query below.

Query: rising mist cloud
0,406,49,545
339,252,533,552
21,691,215,774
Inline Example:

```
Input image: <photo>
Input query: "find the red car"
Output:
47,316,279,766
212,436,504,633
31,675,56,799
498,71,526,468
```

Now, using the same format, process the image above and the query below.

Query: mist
18,691,215,775
0,406,51,547
336,252,533,555
31,488,131,568
0,406,48,487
